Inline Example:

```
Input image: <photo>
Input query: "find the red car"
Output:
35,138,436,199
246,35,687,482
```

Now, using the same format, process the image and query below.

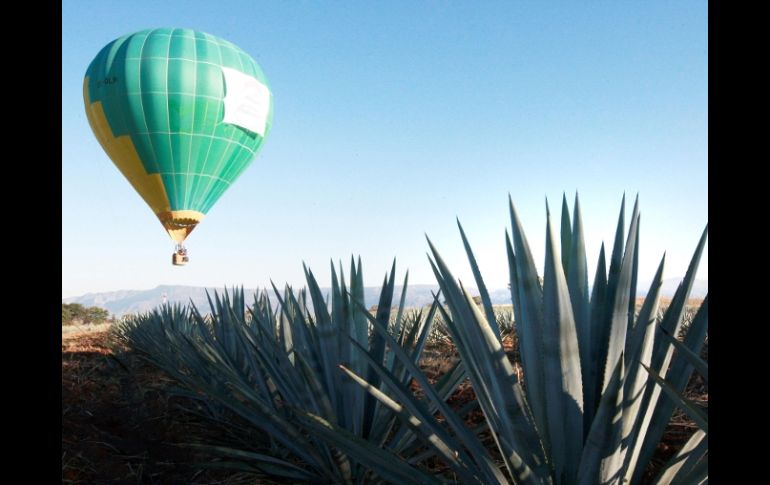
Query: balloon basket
172,250,189,266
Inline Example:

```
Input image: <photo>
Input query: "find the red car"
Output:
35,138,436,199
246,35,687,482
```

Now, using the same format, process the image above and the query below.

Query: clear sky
62,1,708,298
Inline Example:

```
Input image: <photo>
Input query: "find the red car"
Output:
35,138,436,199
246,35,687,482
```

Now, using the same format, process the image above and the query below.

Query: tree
62,303,110,325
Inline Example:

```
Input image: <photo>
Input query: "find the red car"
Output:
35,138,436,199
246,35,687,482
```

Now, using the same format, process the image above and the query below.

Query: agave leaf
190,368,333,475
370,305,437,455
398,397,485,467
393,299,439,389
272,283,315,368
228,314,282,405
593,196,626,404
602,201,639,394
389,311,420,387
626,227,708,484
126,279,425,483
627,200,640,331
362,267,396,439
195,461,275,474
184,444,317,480
272,282,319,371
383,268,409,377
654,430,707,485
348,256,369,437
578,356,625,485
349,294,511,484
560,193,572,275
291,350,338,422
607,194,626,299
505,231,522,329
331,261,346,353
542,200,584,483
297,412,444,485
349,256,369,349
653,226,709,368
261,297,356,480
566,194,591,428
671,449,707,485
507,196,550,458
393,269,409,340
336,262,357,433
658,326,708,382
241,327,307,409
585,242,607,426
338,364,477,482
388,350,465,455
458,219,501,341
411,296,440,365
399,309,423,350
427,245,549,483
271,289,295,364
621,255,665,448
390,333,466,457
303,264,341,414
642,363,708,433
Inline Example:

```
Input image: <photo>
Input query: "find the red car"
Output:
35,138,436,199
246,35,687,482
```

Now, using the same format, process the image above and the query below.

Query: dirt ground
62,326,265,484
62,325,706,484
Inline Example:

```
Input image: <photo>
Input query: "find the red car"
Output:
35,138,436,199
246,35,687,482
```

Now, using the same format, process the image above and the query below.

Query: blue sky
62,1,707,298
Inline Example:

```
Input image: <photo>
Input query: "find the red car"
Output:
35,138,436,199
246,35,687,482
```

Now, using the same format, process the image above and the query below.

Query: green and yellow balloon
84,28,273,264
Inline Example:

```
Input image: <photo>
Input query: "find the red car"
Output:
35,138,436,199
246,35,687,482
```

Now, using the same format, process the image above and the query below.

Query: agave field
63,195,707,484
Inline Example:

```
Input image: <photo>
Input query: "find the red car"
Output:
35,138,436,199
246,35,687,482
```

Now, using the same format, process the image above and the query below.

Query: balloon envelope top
83,28,273,243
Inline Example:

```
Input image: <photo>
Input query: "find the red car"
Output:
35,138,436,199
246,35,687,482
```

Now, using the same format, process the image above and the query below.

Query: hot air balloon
83,28,273,265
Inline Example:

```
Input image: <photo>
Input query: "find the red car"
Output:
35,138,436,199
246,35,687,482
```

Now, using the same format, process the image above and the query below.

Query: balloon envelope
84,28,273,243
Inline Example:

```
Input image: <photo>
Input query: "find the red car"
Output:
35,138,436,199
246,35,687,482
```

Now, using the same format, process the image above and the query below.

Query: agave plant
115,259,470,483
310,194,707,484
643,322,708,485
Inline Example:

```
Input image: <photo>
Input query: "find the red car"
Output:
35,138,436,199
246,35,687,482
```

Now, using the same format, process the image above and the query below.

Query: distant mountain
637,278,708,299
63,284,448,317
63,285,213,317
63,279,706,317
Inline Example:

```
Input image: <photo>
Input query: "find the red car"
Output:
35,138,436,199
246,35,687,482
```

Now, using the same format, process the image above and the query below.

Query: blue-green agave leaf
542,200,584,483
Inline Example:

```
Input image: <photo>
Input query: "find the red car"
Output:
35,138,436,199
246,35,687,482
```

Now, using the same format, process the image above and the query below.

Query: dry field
62,325,269,484
62,306,706,484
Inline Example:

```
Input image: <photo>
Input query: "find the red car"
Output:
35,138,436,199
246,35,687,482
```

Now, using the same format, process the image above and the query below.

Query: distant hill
63,278,706,317
638,278,708,299
63,284,447,317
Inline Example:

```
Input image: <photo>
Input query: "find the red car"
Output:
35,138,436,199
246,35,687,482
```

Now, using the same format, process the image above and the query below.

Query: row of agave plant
114,194,708,484
429,305,517,344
